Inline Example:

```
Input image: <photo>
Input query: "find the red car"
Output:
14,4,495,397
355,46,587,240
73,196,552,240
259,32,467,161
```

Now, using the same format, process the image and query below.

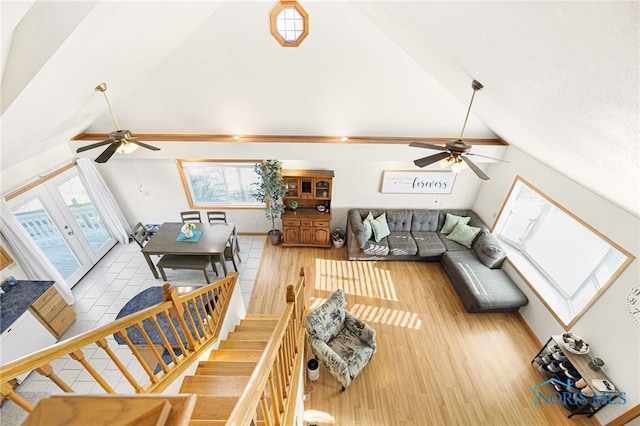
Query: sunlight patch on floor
314,259,398,301
350,303,422,330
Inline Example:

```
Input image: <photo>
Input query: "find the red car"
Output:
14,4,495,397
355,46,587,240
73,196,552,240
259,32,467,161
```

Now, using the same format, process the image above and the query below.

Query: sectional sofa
345,208,528,313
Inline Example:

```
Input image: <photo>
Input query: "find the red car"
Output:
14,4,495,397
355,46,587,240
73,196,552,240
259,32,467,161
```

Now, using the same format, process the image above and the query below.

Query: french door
8,167,116,287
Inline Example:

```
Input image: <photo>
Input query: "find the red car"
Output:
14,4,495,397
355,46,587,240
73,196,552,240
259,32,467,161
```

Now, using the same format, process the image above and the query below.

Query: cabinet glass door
314,179,331,199
284,178,299,198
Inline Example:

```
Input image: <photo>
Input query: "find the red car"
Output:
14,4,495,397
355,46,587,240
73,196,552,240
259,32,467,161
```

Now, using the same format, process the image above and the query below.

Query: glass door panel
55,175,111,253
11,197,82,280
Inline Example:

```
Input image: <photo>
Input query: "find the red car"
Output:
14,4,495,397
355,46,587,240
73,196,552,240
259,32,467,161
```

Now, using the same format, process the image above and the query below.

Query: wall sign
380,171,456,194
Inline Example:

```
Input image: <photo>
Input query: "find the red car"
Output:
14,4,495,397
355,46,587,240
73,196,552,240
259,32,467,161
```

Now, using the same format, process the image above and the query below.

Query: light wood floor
247,243,597,425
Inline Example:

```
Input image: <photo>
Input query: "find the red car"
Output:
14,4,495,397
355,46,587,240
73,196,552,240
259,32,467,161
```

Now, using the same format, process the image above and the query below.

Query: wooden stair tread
243,314,279,321
196,360,257,376
226,330,273,340
180,376,249,397
208,349,264,362
239,318,278,328
219,340,267,350
189,395,266,421
234,324,275,332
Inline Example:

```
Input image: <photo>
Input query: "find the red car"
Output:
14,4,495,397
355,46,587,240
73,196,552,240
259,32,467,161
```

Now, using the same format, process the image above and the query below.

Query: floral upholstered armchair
305,288,377,390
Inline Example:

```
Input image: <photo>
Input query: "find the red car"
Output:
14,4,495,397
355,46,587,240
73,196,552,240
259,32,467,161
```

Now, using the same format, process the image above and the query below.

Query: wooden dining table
141,222,235,278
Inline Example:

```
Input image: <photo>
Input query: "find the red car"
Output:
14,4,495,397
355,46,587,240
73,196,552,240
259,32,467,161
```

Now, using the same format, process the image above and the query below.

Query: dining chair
180,211,202,223
214,232,241,272
206,211,227,223
131,222,152,248
156,254,218,283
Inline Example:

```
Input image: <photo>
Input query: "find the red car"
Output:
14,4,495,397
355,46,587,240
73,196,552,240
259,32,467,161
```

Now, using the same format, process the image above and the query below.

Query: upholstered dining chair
180,210,202,223
131,222,152,248
305,288,377,390
206,211,227,223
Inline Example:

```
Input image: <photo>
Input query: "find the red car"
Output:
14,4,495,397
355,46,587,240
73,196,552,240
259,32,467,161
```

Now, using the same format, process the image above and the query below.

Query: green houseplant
254,160,288,245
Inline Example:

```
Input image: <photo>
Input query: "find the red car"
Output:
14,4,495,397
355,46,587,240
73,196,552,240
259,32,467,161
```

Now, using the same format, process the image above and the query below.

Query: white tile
241,268,258,280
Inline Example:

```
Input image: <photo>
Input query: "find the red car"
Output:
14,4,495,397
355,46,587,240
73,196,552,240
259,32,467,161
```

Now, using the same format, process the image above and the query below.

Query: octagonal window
270,1,308,47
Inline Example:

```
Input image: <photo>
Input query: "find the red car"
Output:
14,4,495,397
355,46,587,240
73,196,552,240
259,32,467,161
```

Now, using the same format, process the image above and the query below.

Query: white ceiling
1,1,638,214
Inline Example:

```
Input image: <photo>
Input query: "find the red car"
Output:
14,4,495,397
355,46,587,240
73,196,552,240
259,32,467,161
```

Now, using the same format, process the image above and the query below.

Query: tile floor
0,235,266,424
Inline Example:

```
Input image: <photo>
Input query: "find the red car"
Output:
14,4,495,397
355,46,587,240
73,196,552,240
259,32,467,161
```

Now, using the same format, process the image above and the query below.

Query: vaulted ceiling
1,1,638,214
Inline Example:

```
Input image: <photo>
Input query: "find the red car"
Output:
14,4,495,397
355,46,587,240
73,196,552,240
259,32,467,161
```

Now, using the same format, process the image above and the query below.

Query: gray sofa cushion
474,231,507,269
411,231,446,257
363,238,390,256
385,209,414,232
411,210,439,232
387,231,418,256
348,209,385,248
440,250,528,312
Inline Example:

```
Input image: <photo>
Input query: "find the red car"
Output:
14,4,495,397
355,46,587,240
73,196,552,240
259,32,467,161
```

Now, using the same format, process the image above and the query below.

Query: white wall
93,142,499,233
474,146,640,424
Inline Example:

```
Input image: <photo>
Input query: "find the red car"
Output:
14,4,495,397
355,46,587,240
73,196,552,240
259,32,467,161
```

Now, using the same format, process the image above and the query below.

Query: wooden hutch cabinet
281,170,334,247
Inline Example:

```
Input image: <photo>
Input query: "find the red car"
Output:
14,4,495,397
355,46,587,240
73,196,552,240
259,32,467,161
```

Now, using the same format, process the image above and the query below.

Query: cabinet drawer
300,220,313,227
283,219,301,227
31,286,58,312
35,291,66,323
49,305,76,337
313,221,330,227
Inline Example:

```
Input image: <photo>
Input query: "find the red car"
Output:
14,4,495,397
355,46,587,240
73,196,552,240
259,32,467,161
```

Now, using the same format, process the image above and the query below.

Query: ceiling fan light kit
75,83,160,163
410,79,506,180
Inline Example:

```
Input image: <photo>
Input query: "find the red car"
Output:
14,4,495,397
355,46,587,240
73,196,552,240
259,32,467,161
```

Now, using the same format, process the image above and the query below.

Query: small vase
184,229,193,238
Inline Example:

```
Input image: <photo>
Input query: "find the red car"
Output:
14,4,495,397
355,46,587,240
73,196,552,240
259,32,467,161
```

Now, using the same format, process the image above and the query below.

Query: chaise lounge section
346,208,528,313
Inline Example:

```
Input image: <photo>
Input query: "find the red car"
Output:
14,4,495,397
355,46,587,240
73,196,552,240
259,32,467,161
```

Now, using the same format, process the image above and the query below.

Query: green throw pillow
446,222,481,248
363,212,374,241
441,213,471,234
371,213,391,242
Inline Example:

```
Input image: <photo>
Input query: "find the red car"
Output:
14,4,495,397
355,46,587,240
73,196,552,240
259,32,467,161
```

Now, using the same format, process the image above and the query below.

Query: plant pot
332,239,345,249
268,229,282,245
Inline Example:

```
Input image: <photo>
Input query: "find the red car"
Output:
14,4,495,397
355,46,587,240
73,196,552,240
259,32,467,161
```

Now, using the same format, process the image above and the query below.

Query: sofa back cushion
473,231,507,269
385,209,413,232
411,210,439,232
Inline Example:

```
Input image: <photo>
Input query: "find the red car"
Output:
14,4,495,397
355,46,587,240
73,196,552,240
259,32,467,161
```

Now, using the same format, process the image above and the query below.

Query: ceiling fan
410,79,505,180
76,83,160,163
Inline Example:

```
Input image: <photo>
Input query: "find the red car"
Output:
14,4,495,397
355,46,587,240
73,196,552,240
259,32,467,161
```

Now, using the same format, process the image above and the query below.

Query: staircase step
234,324,275,332
240,318,278,328
196,360,256,376
243,314,279,321
180,375,249,397
189,395,266,422
208,349,264,362
226,330,273,341
219,340,267,350
189,396,238,421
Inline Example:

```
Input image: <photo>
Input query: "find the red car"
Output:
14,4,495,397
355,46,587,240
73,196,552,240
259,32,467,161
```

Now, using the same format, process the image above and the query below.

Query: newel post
163,284,199,351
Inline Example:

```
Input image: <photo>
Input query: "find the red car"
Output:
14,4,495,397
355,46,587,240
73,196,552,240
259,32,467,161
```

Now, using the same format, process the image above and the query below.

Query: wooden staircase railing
179,267,307,425
0,273,239,415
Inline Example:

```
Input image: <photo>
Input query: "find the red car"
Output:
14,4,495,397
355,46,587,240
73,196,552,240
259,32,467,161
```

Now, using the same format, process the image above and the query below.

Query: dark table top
141,222,235,256
0,280,55,333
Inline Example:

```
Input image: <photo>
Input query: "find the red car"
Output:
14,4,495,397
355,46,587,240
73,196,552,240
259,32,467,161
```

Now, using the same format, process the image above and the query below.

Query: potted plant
331,228,346,248
254,160,288,245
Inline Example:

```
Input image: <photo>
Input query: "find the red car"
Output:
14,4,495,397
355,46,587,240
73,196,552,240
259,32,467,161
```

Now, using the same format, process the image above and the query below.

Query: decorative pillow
371,213,391,242
363,212,374,241
441,213,471,234
474,231,507,269
446,222,481,248
305,289,346,342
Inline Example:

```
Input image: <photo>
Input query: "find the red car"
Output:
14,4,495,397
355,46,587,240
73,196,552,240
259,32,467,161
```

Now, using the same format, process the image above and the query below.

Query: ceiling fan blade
414,152,451,168
409,142,448,151
95,143,119,163
461,156,490,180
467,152,510,163
129,140,161,151
76,140,113,153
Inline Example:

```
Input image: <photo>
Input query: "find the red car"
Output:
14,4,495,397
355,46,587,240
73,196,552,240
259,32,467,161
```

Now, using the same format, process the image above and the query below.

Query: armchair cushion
305,289,377,389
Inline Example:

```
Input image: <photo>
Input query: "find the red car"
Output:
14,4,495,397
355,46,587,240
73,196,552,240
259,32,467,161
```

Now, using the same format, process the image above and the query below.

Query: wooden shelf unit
282,169,334,247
